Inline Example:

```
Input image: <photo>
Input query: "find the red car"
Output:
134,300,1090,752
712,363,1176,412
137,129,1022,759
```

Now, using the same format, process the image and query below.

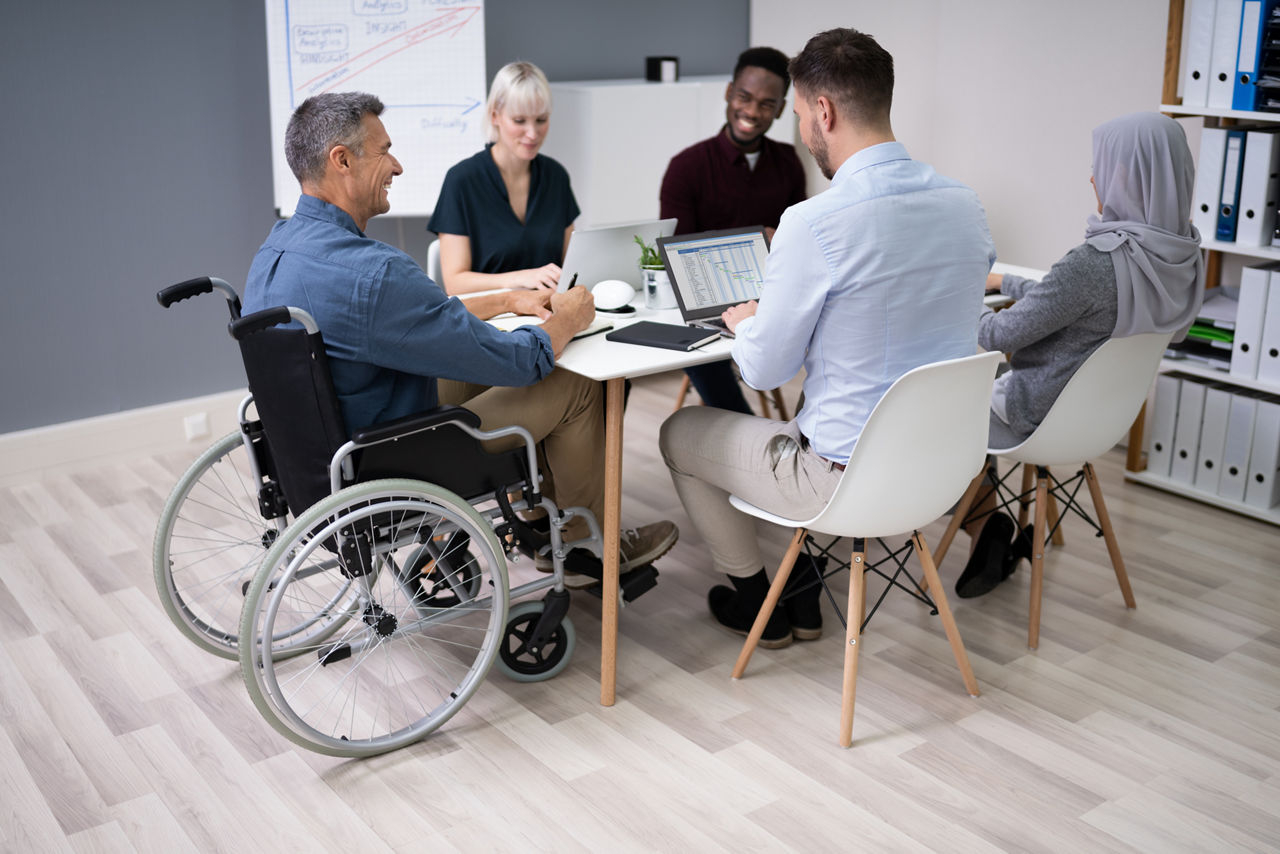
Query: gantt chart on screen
673,238,767,308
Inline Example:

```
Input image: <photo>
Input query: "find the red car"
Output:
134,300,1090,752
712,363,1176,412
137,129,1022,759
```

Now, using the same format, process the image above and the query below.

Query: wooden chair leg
1017,463,1034,529
1028,469,1050,649
673,375,692,412
1045,466,1065,546
913,533,980,697
839,538,868,748
1083,462,1136,609
931,467,987,569
755,389,771,418
732,528,807,679
769,388,790,421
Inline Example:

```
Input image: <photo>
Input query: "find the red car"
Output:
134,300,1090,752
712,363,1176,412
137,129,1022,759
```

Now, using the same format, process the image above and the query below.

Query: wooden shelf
1125,469,1280,525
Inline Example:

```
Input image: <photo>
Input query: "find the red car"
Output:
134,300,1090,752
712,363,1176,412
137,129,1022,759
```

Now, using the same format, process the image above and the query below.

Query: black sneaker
708,569,792,649
782,554,825,641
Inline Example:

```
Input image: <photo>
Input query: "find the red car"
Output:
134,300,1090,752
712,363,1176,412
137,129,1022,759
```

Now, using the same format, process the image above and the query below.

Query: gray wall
1,0,746,434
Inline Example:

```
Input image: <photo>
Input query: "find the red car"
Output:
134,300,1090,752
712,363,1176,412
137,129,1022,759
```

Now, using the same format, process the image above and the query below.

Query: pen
566,273,578,290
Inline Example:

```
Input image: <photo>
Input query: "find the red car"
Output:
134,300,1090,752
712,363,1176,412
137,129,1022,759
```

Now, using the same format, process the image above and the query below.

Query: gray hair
485,61,551,143
285,92,385,185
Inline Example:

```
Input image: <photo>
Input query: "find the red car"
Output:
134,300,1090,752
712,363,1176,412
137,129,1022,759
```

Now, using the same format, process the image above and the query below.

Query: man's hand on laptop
542,288,597,355
722,300,758,334
507,289,553,320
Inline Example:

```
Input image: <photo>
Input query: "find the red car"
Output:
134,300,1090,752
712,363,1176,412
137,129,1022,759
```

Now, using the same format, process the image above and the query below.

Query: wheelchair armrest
350,405,482,446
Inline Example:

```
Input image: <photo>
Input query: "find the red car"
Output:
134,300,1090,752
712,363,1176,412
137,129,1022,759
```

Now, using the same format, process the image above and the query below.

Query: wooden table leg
601,377,625,706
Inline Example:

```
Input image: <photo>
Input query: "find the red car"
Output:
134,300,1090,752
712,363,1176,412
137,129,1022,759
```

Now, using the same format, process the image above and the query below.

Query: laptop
558,218,677,292
656,227,769,338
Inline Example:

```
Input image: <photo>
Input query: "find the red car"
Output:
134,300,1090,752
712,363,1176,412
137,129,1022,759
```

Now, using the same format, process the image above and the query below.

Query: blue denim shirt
244,194,554,432
733,142,996,464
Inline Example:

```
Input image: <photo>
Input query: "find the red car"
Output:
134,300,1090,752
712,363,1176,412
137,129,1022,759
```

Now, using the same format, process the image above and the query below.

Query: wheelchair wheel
153,431,355,659
240,479,509,757
495,600,576,683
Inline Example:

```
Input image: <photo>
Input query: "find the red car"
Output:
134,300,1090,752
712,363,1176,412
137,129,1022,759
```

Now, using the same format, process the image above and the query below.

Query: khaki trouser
659,407,842,577
439,368,603,538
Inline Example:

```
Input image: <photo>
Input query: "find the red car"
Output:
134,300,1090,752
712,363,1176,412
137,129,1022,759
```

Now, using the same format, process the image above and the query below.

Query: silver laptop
656,227,769,338
558,218,677,291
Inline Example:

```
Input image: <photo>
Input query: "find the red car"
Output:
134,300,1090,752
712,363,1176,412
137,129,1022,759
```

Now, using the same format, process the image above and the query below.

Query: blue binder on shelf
1216,129,1247,241
1233,0,1280,110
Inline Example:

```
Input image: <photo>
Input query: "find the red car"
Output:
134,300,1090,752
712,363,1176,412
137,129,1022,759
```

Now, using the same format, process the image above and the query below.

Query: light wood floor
2,371,1279,853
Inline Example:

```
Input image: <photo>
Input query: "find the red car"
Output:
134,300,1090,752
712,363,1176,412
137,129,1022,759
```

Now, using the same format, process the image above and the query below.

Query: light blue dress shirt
245,194,554,432
733,142,996,464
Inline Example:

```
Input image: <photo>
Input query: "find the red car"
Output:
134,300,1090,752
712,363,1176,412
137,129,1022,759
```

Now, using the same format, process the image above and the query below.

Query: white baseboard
0,388,249,485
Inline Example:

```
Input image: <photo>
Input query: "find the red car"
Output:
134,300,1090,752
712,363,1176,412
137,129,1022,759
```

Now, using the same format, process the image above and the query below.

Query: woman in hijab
957,111,1204,598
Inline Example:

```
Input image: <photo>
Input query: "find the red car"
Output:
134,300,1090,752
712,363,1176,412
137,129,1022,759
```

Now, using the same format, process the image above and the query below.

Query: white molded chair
932,331,1173,649
427,239,443,287
730,351,1003,748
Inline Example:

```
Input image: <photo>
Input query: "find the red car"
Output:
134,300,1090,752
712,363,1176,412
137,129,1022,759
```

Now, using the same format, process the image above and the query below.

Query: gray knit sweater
978,243,1118,448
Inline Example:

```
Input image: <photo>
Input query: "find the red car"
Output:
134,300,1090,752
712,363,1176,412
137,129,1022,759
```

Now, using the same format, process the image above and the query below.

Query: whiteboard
264,0,487,218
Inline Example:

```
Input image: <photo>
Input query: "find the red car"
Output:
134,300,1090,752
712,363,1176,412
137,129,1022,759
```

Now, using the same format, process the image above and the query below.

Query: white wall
751,0,1183,271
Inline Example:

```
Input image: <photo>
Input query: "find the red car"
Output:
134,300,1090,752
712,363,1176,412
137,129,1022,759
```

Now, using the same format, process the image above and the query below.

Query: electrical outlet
183,412,210,442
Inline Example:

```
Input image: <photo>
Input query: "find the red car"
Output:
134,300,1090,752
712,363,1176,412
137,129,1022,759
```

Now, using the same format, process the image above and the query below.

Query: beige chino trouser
659,406,843,577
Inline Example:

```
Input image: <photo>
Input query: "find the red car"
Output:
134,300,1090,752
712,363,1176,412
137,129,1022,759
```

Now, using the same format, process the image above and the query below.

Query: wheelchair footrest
582,564,660,603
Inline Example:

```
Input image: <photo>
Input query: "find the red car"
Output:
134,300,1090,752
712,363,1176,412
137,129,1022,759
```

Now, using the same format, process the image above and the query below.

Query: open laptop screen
558,218,676,291
657,228,769,321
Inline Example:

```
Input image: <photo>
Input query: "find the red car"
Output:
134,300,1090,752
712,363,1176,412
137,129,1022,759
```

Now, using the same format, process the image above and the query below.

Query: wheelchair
232,296,663,756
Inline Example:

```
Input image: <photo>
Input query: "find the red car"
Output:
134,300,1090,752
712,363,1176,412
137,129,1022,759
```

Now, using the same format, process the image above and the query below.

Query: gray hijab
1084,112,1204,341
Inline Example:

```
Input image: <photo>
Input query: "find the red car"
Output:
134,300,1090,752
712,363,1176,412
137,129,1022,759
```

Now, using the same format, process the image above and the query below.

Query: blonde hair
485,61,552,143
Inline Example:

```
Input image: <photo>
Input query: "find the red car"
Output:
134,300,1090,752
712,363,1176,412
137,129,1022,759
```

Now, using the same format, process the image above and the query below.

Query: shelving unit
1123,0,1280,523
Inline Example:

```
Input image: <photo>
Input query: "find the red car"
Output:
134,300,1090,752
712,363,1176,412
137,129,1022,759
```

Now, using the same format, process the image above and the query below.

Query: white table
554,299,734,705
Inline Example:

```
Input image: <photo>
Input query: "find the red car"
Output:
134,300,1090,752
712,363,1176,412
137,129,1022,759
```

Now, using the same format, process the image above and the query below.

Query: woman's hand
518,263,562,290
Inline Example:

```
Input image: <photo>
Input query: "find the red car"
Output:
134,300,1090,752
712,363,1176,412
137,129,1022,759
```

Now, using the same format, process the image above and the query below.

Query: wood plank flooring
1,371,1277,853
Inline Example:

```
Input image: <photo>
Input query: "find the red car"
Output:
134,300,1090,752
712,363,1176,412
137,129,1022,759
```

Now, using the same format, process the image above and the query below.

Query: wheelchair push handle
156,276,242,319
231,306,320,338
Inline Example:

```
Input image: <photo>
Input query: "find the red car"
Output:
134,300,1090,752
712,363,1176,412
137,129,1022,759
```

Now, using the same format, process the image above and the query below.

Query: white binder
1237,130,1280,247
1182,0,1219,108
1218,391,1257,501
1255,266,1280,386
1171,377,1208,483
1208,0,1246,109
1231,264,1272,379
1149,373,1182,477
1193,128,1228,239
1244,394,1280,508
1195,384,1233,492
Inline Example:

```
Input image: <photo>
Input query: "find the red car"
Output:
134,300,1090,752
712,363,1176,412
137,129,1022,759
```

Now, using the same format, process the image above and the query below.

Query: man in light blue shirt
660,28,995,648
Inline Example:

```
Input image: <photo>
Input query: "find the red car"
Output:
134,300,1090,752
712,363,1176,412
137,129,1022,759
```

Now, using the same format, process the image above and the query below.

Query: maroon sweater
659,128,806,235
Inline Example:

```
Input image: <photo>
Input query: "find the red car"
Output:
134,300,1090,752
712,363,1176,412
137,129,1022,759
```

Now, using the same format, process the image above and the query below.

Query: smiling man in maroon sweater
659,46,806,414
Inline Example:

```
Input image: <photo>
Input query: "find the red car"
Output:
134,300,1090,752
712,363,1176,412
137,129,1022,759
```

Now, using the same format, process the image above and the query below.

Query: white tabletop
553,300,735,382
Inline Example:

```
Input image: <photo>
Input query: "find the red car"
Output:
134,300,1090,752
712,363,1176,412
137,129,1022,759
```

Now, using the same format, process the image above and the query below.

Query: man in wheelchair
243,91,677,582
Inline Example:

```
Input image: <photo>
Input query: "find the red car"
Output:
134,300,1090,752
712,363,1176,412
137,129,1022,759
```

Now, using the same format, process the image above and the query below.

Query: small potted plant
635,235,676,309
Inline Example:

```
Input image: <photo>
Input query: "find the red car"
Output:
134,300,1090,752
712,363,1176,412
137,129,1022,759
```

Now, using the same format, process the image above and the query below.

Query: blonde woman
430,61,578,294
